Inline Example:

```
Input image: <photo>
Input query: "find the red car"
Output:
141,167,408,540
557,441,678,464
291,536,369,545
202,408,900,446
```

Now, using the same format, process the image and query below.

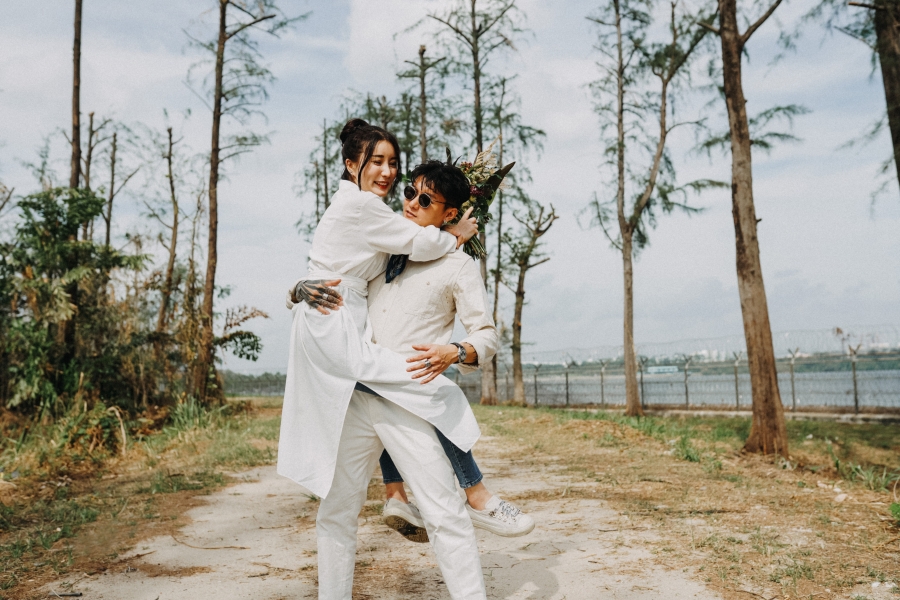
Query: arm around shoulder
358,195,456,260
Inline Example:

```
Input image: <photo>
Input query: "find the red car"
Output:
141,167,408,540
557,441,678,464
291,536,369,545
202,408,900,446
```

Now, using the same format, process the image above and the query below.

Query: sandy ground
44,436,724,600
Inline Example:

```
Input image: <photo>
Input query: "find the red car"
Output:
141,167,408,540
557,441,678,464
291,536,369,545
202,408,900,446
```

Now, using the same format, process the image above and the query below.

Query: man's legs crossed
315,392,382,600
381,429,534,539
371,397,487,600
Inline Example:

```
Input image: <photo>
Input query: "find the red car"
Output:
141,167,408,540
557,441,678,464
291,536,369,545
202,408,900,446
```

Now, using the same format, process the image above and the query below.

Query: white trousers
316,390,486,600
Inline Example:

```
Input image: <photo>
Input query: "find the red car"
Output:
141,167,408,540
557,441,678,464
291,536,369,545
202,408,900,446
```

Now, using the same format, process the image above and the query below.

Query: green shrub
674,435,701,462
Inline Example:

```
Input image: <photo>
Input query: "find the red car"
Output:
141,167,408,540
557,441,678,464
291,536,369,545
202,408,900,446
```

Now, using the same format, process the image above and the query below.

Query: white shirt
367,248,498,373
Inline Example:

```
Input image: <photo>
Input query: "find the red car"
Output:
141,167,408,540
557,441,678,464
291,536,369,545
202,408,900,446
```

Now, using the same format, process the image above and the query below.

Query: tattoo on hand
293,280,340,309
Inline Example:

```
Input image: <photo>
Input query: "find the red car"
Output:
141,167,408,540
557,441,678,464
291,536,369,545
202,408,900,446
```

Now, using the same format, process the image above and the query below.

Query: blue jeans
354,381,483,490
380,428,483,489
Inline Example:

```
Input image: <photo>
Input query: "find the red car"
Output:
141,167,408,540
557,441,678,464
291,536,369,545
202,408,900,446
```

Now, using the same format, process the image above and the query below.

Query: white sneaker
382,498,429,543
466,496,535,537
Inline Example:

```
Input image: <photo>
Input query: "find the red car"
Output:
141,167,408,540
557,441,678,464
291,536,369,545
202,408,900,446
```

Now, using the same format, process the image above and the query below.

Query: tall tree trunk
490,79,508,399
322,119,331,209
62,0,84,371
511,267,526,404
418,45,428,163
468,1,497,405
157,127,179,336
611,0,642,417
314,160,321,223
196,0,228,402
874,1,900,194
83,112,95,191
719,0,788,456
470,0,484,156
70,0,82,190
104,132,117,248
491,199,503,400
81,112,95,240
621,231,642,415
468,0,486,277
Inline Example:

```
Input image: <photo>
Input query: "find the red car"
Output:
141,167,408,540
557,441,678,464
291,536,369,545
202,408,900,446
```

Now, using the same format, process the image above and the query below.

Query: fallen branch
250,561,293,573
172,535,248,550
733,590,776,600
710,585,778,600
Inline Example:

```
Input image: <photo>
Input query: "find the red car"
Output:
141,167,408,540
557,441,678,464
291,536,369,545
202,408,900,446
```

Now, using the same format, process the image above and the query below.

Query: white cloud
1,0,897,374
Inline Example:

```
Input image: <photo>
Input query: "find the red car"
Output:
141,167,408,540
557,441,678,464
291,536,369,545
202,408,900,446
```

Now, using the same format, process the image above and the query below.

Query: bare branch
226,14,276,41
0,186,14,216
698,21,720,35
587,16,612,26
112,167,141,201
668,14,718,82
742,0,784,45
428,14,473,47
479,2,516,37
526,256,551,270
848,1,880,8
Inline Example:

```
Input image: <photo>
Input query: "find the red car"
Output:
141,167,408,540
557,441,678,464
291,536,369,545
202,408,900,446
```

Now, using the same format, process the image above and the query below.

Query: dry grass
473,405,900,600
0,397,281,600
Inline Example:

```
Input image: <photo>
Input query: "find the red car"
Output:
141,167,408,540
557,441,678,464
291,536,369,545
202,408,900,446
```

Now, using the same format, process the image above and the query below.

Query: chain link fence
456,353,900,413
222,325,900,414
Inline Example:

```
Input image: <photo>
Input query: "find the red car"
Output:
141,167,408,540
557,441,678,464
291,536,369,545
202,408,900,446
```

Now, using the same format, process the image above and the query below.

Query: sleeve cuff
462,337,490,369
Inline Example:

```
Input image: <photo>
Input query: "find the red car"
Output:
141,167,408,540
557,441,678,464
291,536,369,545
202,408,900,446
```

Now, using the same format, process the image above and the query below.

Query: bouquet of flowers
449,140,515,260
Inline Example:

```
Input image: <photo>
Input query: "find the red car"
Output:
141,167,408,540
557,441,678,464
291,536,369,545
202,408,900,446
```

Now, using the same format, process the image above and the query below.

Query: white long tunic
278,181,481,498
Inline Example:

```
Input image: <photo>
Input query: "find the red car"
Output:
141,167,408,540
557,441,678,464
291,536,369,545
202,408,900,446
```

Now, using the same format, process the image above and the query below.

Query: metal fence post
533,364,541,407
849,345,860,414
733,352,741,409
683,356,692,408
788,348,799,412
600,360,608,407
565,364,570,407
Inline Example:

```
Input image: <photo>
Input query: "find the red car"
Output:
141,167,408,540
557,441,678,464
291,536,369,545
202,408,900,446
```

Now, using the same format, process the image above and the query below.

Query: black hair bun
339,118,370,144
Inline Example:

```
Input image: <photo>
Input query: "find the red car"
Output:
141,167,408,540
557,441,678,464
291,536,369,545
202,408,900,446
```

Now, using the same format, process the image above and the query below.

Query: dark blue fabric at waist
354,382,377,395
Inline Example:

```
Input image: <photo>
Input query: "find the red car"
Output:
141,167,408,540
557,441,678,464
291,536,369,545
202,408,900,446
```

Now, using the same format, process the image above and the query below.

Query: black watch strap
451,342,467,364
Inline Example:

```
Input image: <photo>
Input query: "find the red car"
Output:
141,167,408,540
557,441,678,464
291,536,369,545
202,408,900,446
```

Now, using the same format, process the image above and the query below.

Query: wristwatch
450,342,467,365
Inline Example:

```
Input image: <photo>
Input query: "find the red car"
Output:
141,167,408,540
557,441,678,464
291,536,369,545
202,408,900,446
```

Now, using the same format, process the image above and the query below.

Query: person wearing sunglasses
280,118,487,600
289,160,535,544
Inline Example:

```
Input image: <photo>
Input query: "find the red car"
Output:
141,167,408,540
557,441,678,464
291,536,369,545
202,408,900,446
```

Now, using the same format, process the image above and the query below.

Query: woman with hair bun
279,119,487,598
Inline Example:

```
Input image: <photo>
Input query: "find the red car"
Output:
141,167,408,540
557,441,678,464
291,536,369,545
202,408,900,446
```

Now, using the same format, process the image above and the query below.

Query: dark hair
339,118,402,192
408,160,471,210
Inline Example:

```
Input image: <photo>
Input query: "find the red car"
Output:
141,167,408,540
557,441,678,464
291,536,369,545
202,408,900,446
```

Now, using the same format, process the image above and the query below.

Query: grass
0,397,280,598
1,398,896,599
472,404,900,600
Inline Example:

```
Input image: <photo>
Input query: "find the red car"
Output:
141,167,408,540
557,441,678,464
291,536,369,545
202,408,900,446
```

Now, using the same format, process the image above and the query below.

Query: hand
444,207,477,248
291,279,343,315
406,344,458,384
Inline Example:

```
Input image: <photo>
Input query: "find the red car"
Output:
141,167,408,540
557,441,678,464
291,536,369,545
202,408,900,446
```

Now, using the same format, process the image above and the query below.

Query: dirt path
44,435,722,599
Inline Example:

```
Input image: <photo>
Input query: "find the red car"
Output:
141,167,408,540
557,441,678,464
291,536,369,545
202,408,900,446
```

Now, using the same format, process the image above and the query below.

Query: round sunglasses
403,185,446,208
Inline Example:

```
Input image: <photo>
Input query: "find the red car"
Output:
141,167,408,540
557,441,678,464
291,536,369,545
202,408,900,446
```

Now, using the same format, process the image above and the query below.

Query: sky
0,0,897,373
